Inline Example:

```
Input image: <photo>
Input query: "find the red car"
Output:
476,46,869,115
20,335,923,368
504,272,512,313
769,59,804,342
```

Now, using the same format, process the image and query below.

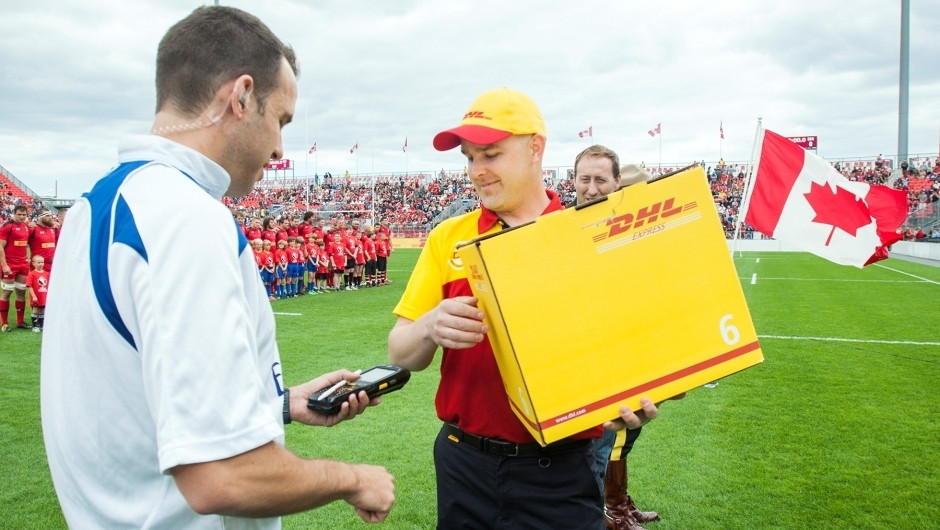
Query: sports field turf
1,249,937,529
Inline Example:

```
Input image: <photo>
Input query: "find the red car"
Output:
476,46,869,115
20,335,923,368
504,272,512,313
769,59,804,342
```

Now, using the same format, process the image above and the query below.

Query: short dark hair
573,145,620,180
155,6,298,117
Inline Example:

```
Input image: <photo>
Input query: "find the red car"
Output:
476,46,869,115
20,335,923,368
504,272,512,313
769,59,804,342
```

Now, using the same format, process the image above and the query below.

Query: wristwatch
283,388,292,424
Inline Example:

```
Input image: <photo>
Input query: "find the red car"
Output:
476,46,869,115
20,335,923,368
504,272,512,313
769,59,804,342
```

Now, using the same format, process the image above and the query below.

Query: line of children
249,230,391,300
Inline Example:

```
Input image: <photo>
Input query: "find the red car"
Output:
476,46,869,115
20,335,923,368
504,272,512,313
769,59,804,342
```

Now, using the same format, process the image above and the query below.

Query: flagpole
732,117,764,256
304,102,309,209
658,127,662,172
404,138,408,209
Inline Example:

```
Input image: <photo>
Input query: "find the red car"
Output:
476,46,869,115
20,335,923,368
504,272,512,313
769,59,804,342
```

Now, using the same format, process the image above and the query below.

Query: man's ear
528,134,546,163
231,74,254,114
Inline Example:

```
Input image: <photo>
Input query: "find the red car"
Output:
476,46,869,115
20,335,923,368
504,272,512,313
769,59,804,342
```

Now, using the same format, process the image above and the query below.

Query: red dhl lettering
605,197,684,237
463,111,488,120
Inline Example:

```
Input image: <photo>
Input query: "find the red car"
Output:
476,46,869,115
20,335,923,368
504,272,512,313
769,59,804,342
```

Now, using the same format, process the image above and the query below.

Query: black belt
443,423,587,457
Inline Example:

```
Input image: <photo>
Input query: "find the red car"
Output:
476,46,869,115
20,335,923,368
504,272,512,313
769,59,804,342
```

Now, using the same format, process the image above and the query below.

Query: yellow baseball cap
433,87,546,151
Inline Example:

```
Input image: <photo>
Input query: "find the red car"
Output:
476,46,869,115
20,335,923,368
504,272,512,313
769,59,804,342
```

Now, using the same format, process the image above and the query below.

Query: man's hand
603,393,686,431
426,295,487,350
346,463,396,523
288,369,380,427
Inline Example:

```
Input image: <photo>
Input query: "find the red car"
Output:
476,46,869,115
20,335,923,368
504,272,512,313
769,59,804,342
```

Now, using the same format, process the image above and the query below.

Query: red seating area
1,171,37,222
908,178,932,194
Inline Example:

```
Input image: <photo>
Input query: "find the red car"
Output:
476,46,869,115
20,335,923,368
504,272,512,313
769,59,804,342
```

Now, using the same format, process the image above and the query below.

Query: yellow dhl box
456,165,763,446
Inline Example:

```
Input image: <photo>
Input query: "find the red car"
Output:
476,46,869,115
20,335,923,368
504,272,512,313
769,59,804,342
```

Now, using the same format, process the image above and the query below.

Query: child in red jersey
352,235,366,289
261,239,277,300
329,233,347,291
316,241,330,292
375,232,391,285
26,255,50,332
362,231,377,286
284,237,301,297
274,239,289,298
305,234,319,294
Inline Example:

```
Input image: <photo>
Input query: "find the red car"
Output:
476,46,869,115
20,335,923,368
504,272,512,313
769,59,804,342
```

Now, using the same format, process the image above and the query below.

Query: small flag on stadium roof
403,137,407,152
309,142,317,154
743,129,907,268
648,123,661,137
578,126,593,138
720,121,724,140
350,142,358,154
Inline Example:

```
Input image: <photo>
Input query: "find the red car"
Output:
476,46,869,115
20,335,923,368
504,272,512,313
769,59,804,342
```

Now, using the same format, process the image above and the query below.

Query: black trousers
434,425,604,530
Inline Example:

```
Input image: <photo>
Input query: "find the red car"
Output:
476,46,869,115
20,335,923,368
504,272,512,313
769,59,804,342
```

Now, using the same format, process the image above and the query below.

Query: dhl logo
463,111,490,121
591,197,697,243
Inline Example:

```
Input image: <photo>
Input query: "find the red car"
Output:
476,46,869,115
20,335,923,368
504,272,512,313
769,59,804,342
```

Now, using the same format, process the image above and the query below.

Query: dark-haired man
41,6,394,528
574,146,660,530
0,204,30,331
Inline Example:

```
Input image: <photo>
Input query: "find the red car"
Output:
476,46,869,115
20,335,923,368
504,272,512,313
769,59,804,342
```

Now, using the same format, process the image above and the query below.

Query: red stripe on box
539,340,761,429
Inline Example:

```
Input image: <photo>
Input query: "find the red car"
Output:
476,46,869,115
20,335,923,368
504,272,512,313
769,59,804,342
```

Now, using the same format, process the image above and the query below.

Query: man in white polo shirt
40,6,394,528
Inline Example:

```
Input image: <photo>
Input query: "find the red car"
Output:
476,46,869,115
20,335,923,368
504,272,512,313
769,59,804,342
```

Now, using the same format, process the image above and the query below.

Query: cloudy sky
1,0,938,199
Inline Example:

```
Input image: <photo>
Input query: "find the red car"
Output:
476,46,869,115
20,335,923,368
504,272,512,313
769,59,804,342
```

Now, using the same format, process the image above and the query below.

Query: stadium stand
3,156,939,242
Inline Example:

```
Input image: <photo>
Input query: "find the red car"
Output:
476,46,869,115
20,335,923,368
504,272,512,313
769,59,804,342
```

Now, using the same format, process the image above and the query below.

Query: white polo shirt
41,135,285,529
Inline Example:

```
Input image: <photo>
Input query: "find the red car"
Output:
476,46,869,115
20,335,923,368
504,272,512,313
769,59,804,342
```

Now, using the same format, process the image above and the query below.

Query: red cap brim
432,125,513,151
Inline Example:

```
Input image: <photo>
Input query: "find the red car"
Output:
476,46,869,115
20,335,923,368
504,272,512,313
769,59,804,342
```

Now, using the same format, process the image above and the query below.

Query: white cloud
1,0,937,199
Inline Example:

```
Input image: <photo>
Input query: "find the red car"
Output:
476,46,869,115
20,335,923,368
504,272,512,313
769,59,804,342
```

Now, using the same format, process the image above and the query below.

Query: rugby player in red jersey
245,217,262,241
0,204,31,331
29,210,59,273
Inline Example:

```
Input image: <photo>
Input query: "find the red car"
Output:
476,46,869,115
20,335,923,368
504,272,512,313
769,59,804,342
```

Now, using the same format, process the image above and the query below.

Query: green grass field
1,249,938,529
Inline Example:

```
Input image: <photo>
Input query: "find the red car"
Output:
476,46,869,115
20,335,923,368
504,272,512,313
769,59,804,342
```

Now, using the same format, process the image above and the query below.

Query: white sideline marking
750,273,757,285
756,258,760,264
873,264,940,286
741,278,921,282
273,312,303,316
759,335,940,347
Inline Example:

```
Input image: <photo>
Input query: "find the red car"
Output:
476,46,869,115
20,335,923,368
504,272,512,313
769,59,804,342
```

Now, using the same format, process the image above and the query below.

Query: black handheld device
307,364,411,415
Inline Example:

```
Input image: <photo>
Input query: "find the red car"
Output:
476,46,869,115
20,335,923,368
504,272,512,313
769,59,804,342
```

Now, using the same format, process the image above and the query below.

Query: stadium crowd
3,159,935,333
222,157,940,240
0,154,939,331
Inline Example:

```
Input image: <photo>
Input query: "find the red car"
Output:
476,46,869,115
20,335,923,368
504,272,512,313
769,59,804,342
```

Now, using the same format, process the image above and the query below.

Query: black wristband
283,388,292,424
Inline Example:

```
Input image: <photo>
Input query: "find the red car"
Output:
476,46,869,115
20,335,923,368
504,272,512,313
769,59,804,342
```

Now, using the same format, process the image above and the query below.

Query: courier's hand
288,369,381,427
427,296,487,350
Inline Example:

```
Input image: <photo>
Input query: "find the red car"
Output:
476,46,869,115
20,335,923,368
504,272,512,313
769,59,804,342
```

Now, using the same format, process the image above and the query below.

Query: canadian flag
744,129,907,268
578,126,593,138
648,123,661,137
350,142,358,154
308,142,317,154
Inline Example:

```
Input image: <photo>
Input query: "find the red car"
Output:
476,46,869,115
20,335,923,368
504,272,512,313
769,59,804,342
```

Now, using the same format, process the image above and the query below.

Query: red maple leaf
802,182,872,246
